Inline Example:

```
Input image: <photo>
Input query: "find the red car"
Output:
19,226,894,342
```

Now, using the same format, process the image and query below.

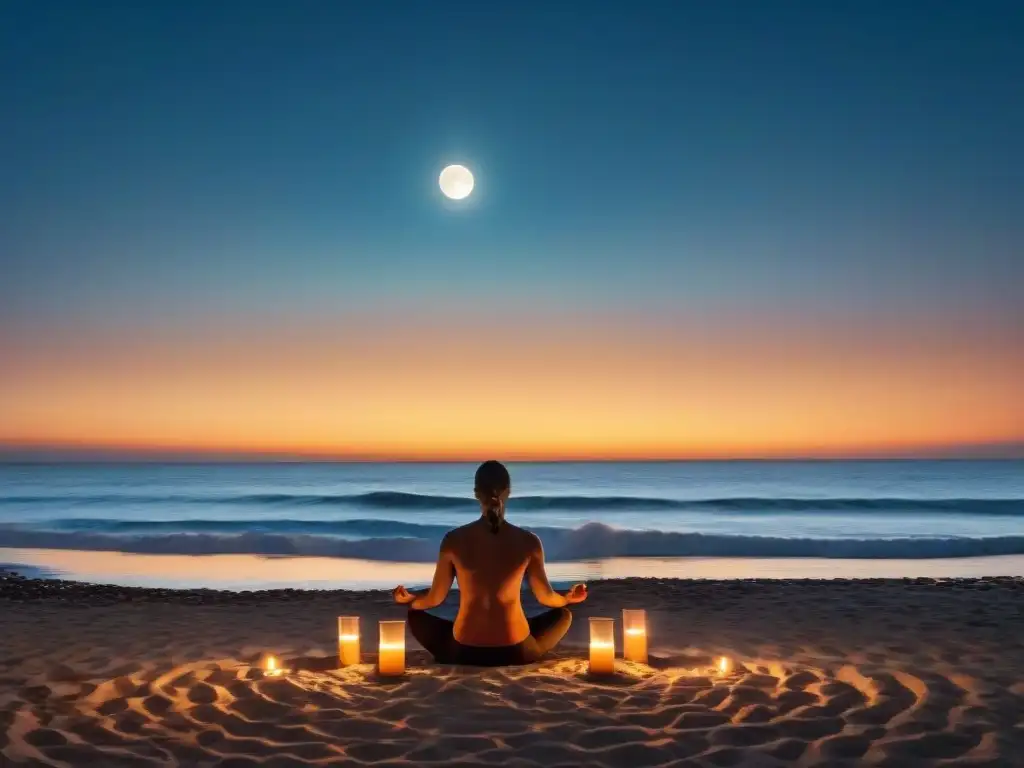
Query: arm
409,536,455,611
527,535,569,608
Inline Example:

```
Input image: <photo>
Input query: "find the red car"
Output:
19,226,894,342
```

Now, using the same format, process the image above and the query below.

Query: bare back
447,519,537,646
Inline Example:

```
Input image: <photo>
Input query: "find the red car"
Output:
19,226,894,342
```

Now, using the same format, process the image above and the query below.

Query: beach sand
2,574,1022,767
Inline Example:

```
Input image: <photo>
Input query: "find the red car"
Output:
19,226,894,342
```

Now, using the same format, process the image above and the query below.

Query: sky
1,1,1022,460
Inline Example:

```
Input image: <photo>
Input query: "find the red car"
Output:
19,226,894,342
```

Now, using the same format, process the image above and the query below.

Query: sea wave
1,522,1023,561
2,491,1022,516
37,517,456,538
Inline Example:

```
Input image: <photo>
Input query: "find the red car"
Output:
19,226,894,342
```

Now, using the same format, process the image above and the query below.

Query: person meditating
392,460,588,666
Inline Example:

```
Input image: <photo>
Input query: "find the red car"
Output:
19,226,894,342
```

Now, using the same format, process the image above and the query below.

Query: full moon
439,164,474,200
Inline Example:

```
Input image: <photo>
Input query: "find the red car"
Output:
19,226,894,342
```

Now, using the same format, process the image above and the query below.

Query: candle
378,620,406,676
589,617,615,675
622,609,648,664
338,616,360,666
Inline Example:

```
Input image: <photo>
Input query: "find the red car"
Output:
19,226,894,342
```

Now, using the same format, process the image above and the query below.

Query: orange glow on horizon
1,309,1021,459
2,436,1021,462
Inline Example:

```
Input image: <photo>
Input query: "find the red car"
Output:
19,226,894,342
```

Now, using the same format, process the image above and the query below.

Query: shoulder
440,523,473,549
510,525,543,553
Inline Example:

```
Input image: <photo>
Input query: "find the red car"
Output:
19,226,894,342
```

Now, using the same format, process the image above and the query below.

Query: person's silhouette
392,460,587,666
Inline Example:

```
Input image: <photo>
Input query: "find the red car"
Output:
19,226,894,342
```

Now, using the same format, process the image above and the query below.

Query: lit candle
264,655,282,676
717,656,731,675
338,616,360,666
378,620,406,676
622,609,648,664
589,617,615,675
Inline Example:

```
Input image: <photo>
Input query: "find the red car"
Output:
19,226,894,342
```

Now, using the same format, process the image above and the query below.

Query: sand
2,573,1023,767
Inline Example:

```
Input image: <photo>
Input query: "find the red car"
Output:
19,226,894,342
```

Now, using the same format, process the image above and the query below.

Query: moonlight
439,164,474,200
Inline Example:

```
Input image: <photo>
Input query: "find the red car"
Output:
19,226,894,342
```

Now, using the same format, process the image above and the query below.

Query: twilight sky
1,1,1022,459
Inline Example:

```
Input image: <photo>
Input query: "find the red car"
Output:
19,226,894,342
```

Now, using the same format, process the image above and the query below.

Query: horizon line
1,441,1021,463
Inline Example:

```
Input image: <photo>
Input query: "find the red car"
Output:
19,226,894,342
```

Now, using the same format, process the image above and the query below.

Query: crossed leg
407,606,573,664
525,607,573,656
407,609,457,663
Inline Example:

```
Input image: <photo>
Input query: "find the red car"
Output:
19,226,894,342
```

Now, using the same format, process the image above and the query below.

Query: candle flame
379,643,405,651
625,628,645,636
265,655,277,672
718,656,730,674
339,634,359,642
590,641,615,650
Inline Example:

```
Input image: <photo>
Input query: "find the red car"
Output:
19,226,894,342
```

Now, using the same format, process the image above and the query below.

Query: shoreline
4,567,1022,603
4,547,1024,591
3,574,1024,765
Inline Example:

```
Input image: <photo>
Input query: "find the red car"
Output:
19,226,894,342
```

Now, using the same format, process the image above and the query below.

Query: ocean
1,460,1022,589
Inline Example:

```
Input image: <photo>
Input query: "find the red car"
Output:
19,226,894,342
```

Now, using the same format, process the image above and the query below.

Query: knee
406,607,427,630
557,606,572,629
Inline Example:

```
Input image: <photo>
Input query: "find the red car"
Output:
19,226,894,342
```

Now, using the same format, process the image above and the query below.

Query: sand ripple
3,577,1024,766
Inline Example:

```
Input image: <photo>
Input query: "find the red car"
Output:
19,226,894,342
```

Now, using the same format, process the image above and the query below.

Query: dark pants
408,606,572,666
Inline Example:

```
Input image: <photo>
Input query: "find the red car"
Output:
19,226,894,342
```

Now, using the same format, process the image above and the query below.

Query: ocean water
0,461,1022,570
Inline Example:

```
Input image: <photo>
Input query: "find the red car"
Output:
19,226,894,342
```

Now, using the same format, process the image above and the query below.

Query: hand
392,585,416,605
565,583,588,604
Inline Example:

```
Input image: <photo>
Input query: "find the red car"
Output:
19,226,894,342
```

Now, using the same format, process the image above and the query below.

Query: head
474,460,511,534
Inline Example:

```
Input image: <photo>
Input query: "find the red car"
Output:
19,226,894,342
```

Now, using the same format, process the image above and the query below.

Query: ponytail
485,493,504,535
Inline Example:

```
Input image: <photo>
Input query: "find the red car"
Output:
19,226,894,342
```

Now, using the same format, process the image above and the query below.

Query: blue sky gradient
3,2,1022,322
1,1,1022,457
